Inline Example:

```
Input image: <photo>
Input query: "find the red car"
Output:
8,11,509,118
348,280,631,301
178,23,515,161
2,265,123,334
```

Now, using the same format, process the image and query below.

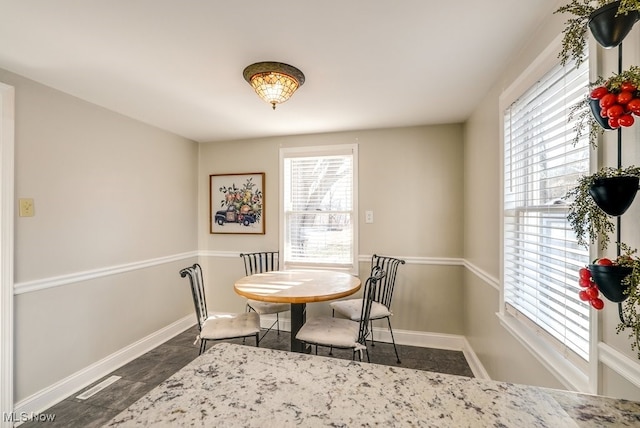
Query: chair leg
244,304,252,344
276,313,280,335
387,317,401,364
353,348,368,362
199,340,207,355
255,333,259,347
369,320,375,347
258,317,279,343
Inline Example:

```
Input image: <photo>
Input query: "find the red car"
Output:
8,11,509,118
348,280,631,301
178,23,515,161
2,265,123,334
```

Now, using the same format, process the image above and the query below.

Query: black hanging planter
589,175,639,216
588,0,640,48
589,264,633,302
589,98,614,130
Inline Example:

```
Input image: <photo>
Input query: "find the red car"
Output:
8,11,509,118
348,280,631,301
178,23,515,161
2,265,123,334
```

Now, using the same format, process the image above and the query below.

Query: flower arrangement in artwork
218,176,263,223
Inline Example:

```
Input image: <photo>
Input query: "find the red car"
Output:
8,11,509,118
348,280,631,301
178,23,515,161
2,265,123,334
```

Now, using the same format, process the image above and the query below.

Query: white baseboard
14,315,194,417
259,315,291,331
260,315,490,380
460,338,491,380
371,325,489,380
16,312,490,420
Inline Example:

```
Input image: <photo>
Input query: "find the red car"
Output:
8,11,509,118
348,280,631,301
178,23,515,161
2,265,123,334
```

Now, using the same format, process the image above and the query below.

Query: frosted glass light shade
243,62,305,110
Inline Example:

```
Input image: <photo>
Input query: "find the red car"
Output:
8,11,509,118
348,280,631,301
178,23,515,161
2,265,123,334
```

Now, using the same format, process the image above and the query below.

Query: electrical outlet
365,210,373,224
19,198,34,217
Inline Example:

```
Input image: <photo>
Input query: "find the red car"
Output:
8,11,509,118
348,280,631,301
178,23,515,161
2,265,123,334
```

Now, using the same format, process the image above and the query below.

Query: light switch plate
19,198,34,217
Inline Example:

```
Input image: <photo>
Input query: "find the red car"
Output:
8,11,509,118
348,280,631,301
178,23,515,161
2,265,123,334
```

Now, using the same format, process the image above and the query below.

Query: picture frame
210,172,265,234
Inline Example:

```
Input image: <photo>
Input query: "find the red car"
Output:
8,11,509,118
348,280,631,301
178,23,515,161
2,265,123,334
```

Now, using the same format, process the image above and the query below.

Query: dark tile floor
21,326,473,427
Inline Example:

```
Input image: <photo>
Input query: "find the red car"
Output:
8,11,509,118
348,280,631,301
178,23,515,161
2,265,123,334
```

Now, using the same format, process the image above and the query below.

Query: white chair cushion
247,299,289,315
295,317,359,348
330,299,391,321
200,312,260,340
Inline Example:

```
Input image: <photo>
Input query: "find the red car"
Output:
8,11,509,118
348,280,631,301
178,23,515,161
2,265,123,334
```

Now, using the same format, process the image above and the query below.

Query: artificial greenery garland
565,165,640,250
555,0,640,66
567,169,640,358
557,0,640,361
614,244,640,359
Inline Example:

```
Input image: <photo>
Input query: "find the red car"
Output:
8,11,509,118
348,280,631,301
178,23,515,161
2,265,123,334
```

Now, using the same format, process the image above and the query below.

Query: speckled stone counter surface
106,342,640,427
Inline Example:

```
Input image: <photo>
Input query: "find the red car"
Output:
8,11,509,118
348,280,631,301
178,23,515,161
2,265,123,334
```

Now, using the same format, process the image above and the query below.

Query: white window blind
503,57,591,363
281,145,358,273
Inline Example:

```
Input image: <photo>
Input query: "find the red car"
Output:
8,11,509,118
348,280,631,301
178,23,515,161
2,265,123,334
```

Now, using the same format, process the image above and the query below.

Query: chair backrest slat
357,266,386,345
371,254,405,308
179,263,208,331
240,251,279,275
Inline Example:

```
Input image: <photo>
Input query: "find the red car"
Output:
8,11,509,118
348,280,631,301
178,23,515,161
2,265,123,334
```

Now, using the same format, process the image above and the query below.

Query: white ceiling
0,1,557,143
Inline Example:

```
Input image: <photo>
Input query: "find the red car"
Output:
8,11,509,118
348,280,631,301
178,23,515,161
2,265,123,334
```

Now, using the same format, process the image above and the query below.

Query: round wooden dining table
234,269,361,353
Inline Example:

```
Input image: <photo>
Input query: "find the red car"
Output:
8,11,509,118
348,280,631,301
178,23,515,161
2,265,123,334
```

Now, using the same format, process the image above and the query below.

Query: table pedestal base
290,303,309,353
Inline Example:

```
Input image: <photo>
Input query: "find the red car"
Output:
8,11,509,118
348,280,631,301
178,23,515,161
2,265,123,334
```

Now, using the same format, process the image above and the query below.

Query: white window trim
498,33,598,394
0,81,15,422
497,311,590,392
279,144,359,276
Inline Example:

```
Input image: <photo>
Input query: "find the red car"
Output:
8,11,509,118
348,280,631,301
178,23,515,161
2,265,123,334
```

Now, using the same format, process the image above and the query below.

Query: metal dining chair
295,267,386,362
330,254,405,363
240,251,290,342
179,263,260,354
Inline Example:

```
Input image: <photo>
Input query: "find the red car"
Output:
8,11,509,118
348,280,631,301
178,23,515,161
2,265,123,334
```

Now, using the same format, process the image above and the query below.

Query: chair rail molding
13,251,199,295
598,342,640,390
359,254,464,266
463,260,500,291
200,250,239,258
203,251,466,266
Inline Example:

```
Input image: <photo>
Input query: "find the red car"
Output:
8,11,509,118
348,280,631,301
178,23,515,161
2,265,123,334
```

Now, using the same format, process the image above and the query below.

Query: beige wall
198,125,465,333
463,273,564,389
462,79,565,389
7,0,640,406
462,2,640,400
3,68,198,401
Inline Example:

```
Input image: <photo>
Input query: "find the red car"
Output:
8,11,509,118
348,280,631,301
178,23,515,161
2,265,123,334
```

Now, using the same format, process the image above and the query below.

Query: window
502,53,591,366
280,144,358,274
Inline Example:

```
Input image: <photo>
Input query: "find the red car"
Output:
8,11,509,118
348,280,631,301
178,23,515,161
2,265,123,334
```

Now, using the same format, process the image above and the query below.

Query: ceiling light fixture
243,61,305,110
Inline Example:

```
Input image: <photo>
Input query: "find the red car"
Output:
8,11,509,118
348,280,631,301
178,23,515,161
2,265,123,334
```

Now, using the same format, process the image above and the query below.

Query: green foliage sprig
554,0,602,66
568,91,605,149
618,0,640,14
603,64,640,90
565,166,640,249
616,243,640,359
555,0,640,66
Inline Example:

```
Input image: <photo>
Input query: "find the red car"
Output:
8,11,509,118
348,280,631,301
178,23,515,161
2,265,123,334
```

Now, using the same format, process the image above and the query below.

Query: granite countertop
106,343,640,427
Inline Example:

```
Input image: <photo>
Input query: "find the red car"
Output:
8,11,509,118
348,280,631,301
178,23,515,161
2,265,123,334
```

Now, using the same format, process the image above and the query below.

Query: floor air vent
75,375,122,400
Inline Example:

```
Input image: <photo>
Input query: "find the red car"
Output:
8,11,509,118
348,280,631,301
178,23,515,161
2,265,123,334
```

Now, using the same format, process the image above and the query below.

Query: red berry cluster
590,82,640,129
578,266,605,310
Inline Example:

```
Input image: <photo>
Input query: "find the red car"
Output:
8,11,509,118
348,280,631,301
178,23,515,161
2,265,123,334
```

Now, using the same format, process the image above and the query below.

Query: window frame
498,34,597,394
279,144,359,276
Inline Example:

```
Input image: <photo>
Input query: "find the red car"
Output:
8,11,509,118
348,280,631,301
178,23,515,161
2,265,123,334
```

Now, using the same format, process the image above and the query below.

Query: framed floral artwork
209,173,265,234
